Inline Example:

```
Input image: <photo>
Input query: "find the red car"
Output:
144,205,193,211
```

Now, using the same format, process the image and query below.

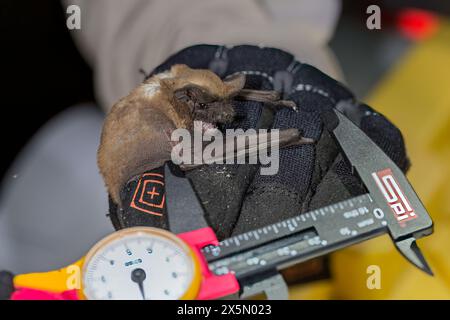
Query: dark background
0,1,94,180
1,0,448,181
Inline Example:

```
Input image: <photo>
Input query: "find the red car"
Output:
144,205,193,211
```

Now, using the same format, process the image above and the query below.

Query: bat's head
165,64,246,130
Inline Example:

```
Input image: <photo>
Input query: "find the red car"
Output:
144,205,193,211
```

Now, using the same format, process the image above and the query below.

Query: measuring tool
201,108,434,298
10,107,433,300
82,227,202,300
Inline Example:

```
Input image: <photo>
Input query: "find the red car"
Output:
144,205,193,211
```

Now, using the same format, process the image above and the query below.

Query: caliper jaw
395,237,433,276
240,272,289,300
327,106,434,275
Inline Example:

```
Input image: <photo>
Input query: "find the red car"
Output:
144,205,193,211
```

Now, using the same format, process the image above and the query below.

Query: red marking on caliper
372,168,417,225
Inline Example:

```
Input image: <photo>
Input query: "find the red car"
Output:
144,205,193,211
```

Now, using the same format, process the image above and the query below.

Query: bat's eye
199,103,206,108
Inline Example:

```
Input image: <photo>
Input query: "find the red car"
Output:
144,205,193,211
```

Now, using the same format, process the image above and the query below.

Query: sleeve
63,0,343,112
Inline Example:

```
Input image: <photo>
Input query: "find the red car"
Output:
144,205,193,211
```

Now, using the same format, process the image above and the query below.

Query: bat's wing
180,128,314,170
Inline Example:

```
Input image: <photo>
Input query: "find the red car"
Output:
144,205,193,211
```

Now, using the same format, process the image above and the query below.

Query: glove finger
150,45,219,75
287,65,408,212
309,106,410,212
359,104,409,171
185,101,264,239
290,64,408,173
232,108,322,235
232,62,354,235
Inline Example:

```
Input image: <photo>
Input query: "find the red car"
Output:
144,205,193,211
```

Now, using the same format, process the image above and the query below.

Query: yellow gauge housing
13,258,85,294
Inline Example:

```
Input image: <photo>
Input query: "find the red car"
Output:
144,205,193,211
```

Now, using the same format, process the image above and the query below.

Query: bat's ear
171,64,191,76
173,84,205,110
223,73,246,97
173,86,190,103
174,84,202,98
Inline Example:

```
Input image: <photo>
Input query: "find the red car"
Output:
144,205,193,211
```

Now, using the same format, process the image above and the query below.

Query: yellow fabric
290,20,450,299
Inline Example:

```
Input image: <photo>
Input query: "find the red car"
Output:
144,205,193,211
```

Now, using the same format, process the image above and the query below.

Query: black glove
108,45,409,242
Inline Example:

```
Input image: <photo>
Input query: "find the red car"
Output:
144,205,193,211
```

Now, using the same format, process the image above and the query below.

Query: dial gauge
81,227,201,300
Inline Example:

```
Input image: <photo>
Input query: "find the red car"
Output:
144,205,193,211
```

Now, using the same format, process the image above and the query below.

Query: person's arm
63,0,342,111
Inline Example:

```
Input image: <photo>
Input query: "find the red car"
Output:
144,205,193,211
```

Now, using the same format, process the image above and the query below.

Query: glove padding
108,45,409,241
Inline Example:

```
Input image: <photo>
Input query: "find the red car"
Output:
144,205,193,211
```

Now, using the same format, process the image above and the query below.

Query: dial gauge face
82,227,198,300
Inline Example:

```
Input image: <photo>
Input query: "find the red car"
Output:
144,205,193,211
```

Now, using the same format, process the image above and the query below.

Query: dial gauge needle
131,268,147,300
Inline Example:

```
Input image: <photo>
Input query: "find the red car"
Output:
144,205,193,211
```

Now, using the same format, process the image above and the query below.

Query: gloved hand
107,45,409,242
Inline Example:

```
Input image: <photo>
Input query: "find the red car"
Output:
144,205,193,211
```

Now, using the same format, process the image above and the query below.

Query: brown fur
98,64,246,204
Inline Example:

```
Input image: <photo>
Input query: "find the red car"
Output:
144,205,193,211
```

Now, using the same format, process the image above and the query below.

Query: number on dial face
82,231,194,300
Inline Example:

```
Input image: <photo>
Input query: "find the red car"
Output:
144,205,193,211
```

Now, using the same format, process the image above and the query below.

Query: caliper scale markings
203,193,387,280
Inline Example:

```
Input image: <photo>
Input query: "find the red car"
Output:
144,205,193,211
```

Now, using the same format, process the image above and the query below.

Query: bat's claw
236,89,298,111
270,99,298,111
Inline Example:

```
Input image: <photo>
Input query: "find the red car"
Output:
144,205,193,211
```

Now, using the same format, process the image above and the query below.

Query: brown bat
98,64,313,204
